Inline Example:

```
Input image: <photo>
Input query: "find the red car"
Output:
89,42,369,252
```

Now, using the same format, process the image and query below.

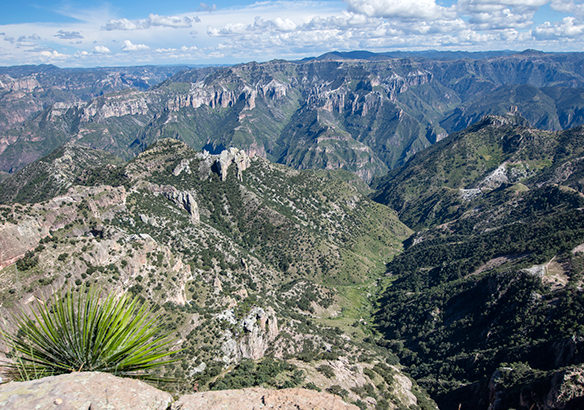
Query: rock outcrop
0,218,49,269
0,372,173,410
163,190,200,223
544,365,584,409
172,148,251,182
216,148,251,181
0,185,127,269
173,387,360,410
488,364,584,410
196,148,251,181
0,373,360,410
219,306,279,363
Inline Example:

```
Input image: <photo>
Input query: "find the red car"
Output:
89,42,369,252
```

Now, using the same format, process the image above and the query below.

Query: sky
0,0,583,67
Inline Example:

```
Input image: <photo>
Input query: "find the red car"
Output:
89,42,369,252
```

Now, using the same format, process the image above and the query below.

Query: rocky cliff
5,51,584,180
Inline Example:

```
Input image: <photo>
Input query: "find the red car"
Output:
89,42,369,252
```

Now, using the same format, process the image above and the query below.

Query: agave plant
1,286,178,381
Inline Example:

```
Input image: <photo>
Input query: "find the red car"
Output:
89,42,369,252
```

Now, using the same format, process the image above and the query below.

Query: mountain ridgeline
2,50,584,410
2,51,584,182
0,138,433,409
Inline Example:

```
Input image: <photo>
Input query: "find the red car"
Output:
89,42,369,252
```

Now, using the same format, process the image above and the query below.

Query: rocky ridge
0,372,361,410
5,51,584,180
0,139,425,409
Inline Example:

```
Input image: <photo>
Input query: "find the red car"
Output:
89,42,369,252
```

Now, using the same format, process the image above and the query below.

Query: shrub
16,251,38,271
317,364,335,378
1,286,178,381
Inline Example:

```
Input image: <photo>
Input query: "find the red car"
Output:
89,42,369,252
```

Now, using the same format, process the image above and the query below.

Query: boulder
0,372,173,410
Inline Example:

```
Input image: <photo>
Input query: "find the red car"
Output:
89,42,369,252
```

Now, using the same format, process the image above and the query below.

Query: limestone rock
171,387,360,410
163,190,200,223
216,148,251,181
0,372,172,410
220,306,279,363
194,147,250,181
81,91,150,121
173,159,192,176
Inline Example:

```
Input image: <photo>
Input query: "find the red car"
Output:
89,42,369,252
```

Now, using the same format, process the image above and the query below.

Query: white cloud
148,14,197,28
197,3,217,12
92,45,111,53
16,35,37,47
550,0,584,17
102,18,142,30
457,0,548,13
208,23,249,36
467,9,534,29
273,18,298,31
55,30,84,39
2,0,584,67
457,0,549,29
39,50,67,58
102,14,197,31
533,16,584,39
346,0,457,20
122,40,150,51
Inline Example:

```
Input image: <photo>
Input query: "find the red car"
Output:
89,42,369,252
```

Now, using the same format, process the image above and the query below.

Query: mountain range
2,50,584,182
2,51,584,410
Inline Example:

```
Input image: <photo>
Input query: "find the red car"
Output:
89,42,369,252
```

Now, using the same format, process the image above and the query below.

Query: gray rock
0,372,173,410
171,387,360,410
163,190,200,223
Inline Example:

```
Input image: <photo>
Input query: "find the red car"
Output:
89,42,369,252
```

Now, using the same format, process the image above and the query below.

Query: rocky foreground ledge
0,372,360,409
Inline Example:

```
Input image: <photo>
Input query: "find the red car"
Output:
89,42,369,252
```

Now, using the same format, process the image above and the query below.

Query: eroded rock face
163,190,200,223
0,185,127,269
173,148,251,182
220,306,279,363
172,387,360,410
488,365,584,410
0,218,49,269
0,372,173,410
80,91,151,121
216,148,251,181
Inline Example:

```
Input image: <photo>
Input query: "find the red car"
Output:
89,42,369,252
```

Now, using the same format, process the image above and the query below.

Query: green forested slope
372,116,584,409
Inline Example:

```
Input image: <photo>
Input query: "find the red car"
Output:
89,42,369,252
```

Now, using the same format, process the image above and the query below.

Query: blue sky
0,0,582,67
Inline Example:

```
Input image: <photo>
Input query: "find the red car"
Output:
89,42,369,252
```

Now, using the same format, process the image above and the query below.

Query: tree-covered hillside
372,115,584,409
0,139,435,409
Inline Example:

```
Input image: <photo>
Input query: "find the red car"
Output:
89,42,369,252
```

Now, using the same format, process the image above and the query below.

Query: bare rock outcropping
219,306,279,363
163,190,200,223
488,364,584,410
173,387,360,410
0,373,359,410
172,147,251,182
0,372,173,410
